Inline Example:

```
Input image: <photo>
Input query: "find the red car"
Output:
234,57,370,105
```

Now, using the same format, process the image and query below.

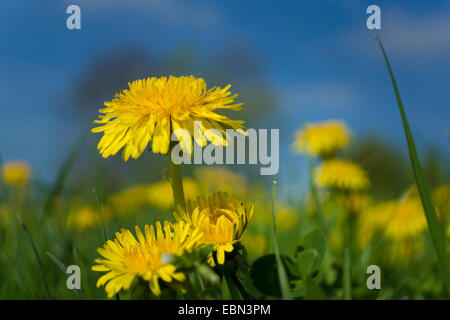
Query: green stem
169,153,186,213
271,177,292,300
224,273,242,300
376,35,450,296
307,155,327,234
343,246,351,300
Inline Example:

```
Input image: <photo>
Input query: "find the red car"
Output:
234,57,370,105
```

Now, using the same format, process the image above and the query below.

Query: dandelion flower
194,167,248,197
92,76,245,161
174,192,253,266
67,205,101,233
356,200,397,247
293,120,350,158
386,238,424,264
1,161,31,187
106,185,153,217
384,197,427,240
147,178,199,209
315,159,370,192
92,221,203,298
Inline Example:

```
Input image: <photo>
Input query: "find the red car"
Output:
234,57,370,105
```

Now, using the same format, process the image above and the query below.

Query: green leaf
295,228,327,278
236,268,263,299
296,249,319,278
376,35,450,296
304,278,326,300
250,254,300,298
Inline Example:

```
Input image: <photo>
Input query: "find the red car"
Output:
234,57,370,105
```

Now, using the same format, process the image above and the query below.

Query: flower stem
343,246,352,300
169,154,186,213
307,155,327,234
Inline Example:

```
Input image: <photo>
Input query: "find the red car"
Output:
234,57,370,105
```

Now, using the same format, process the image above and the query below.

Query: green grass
376,35,450,296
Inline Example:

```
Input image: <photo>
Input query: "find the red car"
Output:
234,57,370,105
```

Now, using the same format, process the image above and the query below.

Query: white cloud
346,8,450,59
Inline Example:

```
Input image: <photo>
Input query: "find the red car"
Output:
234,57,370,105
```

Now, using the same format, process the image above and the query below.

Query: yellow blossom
174,192,253,266
92,76,245,160
384,197,427,240
315,159,370,192
92,221,203,298
67,205,102,233
292,120,350,158
1,161,31,187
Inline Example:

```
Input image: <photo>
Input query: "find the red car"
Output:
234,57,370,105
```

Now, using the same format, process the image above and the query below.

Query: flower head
146,178,199,209
384,197,427,240
1,161,31,187
356,200,397,247
174,192,253,266
315,159,370,192
194,167,248,197
67,205,102,233
293,120,350,158
92,221,203,298
92,75,245,160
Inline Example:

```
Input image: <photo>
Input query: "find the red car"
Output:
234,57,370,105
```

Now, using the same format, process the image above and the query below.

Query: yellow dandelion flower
384,197,427,240
67,205,102,233
292,120,350,158
174,192,253,266
386,238,424,264
433,185,450,220
356,200,397,247
107,184,154,217
147,178,199,209
315,159,370,192
194,167,248,197
92,221,203,298
1,161,31,187
92,75,245,161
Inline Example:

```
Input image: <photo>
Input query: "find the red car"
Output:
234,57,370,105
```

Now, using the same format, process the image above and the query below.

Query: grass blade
41,136,83,221
92,188,108,243
46,252,67,274
92,188,120,300
343,246,351,300
271,177,292,300
376,35,450,295
16,214,50,299
47,251,84,299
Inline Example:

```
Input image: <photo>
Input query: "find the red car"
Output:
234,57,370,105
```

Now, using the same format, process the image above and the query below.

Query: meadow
0,37,449,300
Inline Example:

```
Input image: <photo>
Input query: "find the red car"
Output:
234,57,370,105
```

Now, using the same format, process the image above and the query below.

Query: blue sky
0,1,449,193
